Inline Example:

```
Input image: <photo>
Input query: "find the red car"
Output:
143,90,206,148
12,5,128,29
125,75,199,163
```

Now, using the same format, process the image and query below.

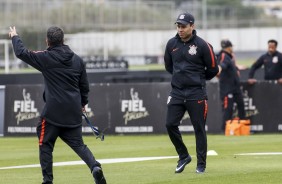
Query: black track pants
221,92,246,130
37,119,99,184
166,97,208,169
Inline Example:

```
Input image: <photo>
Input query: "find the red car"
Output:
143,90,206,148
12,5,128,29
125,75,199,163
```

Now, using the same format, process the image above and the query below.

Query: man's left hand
217,65,222,76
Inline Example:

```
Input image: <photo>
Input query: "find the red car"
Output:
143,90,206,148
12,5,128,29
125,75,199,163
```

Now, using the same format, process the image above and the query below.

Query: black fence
0,68,264,85
81,56,129,72
1,81,282,136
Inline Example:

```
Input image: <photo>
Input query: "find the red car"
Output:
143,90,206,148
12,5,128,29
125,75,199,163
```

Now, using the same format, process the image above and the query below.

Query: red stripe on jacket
206,42,216,67
220,53,225,63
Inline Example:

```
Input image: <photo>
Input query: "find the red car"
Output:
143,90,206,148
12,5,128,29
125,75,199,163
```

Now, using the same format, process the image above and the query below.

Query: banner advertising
87,83,170,134
3,82,282,135
4,85,44,135
242,81,282,132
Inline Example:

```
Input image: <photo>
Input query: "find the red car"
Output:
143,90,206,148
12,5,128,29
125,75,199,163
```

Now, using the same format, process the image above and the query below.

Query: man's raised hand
9,26,18,38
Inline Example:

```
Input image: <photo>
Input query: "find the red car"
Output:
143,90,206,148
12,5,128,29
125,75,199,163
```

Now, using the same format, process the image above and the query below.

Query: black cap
175,13,195,25
221,39,233,48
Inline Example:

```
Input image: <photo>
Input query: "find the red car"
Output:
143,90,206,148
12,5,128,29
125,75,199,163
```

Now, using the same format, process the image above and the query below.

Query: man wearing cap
248,39,282,84
217,39,246,131
164,12,220,174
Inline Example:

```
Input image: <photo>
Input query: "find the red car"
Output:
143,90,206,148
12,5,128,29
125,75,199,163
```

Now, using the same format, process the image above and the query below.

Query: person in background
248,39,282,84
217,39,246,131
9,26,106,184
164,12,221,174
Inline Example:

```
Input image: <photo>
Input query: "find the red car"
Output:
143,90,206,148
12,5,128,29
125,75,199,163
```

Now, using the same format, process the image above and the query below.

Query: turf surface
0,134,281,184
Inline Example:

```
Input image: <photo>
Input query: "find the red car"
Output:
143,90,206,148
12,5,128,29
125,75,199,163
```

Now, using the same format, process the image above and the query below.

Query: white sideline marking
234,152,282,156
0,150,218,170
0,156,178,170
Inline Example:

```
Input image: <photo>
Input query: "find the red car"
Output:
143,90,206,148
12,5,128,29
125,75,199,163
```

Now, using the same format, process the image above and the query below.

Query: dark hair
268,39,278,47
47,26,64,46
221,39,232,49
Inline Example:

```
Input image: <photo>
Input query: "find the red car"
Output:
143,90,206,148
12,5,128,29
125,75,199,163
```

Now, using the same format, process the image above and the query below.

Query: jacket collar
221,50,233,58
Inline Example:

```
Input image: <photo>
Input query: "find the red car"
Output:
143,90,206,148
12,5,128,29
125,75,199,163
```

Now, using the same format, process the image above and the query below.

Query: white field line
0,150,219,170
234,152,282,156
0,156,178,170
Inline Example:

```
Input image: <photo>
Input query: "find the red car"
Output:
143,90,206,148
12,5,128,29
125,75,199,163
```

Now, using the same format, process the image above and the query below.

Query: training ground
0,134,282,184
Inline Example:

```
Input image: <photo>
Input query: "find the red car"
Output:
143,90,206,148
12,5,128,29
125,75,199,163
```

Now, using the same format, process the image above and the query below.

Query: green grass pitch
0,134,282,184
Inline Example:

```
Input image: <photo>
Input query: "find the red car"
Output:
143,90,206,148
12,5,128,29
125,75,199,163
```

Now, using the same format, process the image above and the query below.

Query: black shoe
196,167,205,174
175,155,192,173
92,166,107,184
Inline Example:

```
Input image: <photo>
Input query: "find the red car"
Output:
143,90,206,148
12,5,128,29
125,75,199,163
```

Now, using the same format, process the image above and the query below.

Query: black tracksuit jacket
249,51,282,80
12,36,89,128
164,30,219,100
217,50,241,99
